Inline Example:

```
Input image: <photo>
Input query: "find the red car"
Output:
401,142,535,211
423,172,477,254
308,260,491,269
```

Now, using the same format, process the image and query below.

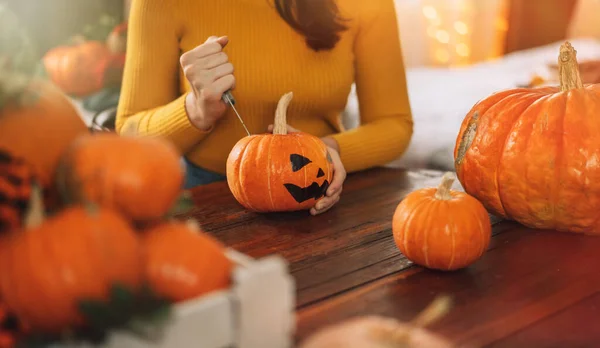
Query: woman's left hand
267,124,346,215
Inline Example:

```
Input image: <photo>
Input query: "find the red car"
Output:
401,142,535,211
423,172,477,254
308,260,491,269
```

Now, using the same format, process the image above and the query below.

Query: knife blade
222,91,251,136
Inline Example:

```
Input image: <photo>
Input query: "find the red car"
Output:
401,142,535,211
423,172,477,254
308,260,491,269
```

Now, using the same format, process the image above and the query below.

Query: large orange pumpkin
42,38,112,97
0,187,142,333
392,173,491,271
141,219,233,302
454,42,600,234
56,133,184,221
227,92,333,212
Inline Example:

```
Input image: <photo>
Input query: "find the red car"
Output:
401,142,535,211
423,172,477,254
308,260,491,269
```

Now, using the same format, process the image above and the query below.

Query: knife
222,90,251,136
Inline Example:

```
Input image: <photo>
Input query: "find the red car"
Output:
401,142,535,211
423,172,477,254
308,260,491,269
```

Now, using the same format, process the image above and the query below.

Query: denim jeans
183,157,226,189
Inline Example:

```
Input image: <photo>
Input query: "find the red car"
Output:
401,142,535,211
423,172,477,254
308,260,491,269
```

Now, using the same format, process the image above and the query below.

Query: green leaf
166,190,196,217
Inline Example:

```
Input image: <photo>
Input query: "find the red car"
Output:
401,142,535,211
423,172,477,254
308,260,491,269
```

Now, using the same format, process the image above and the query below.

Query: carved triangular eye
290,154,312,172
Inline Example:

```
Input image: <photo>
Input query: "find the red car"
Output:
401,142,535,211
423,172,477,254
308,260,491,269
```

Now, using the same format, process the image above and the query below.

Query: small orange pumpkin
227,92,333,212
0,187,142,333
42,38,112,97
56,133,184,222
0,149,34,233
392,173,491,271
454,42,600,234
141,219,233,302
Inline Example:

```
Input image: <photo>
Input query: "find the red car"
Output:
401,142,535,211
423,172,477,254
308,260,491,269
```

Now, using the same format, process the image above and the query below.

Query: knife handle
222,90,236,105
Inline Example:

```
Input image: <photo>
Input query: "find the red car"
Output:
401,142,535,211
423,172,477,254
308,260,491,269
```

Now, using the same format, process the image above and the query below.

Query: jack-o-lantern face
226,92,334,212
284,153,331,204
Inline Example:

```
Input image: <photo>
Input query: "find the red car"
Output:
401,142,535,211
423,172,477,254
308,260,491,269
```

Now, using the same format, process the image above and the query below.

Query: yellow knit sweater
116,0,413,175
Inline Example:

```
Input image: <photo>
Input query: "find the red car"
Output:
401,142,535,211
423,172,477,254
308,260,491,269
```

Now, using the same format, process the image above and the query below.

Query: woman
116,0,413,215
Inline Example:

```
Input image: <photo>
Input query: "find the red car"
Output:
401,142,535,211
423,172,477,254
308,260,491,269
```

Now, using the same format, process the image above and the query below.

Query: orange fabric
116,0,413,174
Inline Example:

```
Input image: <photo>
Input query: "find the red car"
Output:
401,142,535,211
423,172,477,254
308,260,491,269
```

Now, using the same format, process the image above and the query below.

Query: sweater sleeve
331,0,413,173
115,0,210,153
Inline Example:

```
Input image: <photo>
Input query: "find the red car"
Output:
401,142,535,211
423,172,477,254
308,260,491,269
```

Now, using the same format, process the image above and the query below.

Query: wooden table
184,168,600,348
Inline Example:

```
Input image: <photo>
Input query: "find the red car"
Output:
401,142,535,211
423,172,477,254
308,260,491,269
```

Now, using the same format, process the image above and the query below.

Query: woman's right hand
181,36,235,131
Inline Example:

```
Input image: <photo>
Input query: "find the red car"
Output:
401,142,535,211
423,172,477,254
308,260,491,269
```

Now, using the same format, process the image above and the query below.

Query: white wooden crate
62,250,296,348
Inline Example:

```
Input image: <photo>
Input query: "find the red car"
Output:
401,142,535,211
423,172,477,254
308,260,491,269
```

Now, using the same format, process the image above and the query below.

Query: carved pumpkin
56,133,184,222
42,38,112,97
392,173,491,271
454,42,600,234
141,219,233,302
227,92,333,212
0,149,34,233
0,10,89,209
0,187,142,333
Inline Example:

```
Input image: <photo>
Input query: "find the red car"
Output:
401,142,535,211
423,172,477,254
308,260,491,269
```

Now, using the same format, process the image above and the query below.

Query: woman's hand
181,36,235,131
267,124,347,215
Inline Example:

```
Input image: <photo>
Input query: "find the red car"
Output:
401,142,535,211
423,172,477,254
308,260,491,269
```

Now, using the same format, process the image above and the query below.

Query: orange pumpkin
454,42,600,234
392,173,491,271
0,149,34,233
0,78,88,208
56,133,184,221
227,92,333,212
141,219,233,302
0,187,142,333
42,38,112,97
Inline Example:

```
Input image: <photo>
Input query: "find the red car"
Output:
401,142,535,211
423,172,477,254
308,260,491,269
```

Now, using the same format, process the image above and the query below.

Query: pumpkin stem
273,92,294,135
434,172,455,201
558,41,584,92
185,219,201,233
388,295,453,344
24,182,46,228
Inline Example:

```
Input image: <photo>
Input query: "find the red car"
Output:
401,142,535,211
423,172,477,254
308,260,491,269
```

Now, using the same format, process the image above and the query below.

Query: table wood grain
183,168,600,348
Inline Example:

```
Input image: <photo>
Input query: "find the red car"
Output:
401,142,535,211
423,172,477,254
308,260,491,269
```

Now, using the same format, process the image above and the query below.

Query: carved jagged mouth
283,180,330,203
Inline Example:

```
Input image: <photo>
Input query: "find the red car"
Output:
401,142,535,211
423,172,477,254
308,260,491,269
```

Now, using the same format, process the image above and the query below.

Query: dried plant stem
389,295,453,345
434,172,455,201
559,41,584,92
273,92,293,135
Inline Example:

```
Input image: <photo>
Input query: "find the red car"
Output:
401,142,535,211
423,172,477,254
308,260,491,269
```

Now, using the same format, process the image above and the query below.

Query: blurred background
2,0,596,66
2,0,600,169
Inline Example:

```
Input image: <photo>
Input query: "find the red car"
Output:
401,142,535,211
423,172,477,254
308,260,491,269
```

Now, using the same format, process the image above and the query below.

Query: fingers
326,149,346,197
310,195,340,216
201,52,229,69
181,35,235,97
212,74,236,96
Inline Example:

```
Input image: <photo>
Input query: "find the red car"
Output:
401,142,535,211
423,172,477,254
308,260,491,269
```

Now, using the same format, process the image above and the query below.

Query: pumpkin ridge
552,92,570,230
420,200,436,268
447,211,456,270
265,136,275,210
237,136,260,211
401,196,432,263
467,92,541,217
494,93,548,220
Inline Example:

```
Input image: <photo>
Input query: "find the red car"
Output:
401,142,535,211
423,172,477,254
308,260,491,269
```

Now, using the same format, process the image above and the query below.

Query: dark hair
274,0,348,51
